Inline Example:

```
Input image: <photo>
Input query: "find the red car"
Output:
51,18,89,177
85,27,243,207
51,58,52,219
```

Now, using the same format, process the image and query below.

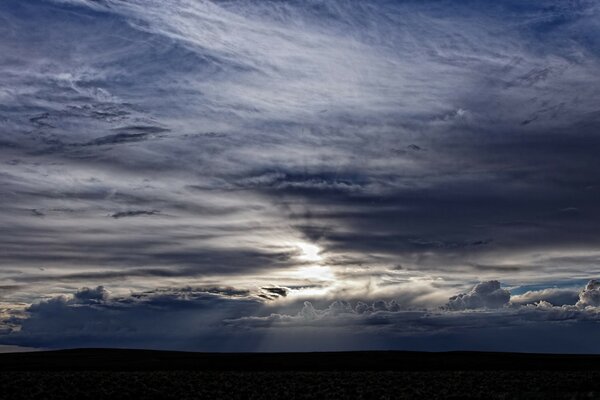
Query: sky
0,0,600,353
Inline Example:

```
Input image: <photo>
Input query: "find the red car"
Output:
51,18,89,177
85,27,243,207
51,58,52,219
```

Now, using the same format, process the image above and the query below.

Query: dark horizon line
2,348,600,372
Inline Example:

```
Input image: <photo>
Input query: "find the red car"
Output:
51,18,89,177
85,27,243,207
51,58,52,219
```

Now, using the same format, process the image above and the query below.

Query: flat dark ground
1,349,600,399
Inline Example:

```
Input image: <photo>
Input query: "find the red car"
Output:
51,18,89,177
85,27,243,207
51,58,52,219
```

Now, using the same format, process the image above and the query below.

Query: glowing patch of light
293,265,335,282
296,242,322,262
288,286,331,298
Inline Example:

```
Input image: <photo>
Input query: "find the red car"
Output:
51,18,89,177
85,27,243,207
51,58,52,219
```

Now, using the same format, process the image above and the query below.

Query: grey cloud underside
3,280,599,352
1,0,600,350
3,286,264,350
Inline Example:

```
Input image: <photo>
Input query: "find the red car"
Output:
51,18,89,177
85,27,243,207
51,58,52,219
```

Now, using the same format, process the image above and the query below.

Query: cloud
111,210,160,219
259,286,289,300
2,280,600,352
3,286,264,350
1,0,600,352
445,281,511,310
511,288,580,306
576,280,600,308
72,286,110,304
82,126,168,146
1,0,599,290
230,280,600,331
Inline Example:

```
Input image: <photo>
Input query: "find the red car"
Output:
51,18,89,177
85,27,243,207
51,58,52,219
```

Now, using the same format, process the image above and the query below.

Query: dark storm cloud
2,286,265,350
2,280,599,352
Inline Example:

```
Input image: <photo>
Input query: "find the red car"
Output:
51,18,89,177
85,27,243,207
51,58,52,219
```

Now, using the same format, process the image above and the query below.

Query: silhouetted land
1,349,600,399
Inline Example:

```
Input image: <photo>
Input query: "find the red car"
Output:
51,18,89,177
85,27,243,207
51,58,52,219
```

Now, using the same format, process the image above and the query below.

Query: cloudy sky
1,0,600,353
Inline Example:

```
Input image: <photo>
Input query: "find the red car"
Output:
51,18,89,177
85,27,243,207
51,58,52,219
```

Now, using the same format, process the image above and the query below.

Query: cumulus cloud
231,280,600,331
511,288,580,306
72,286,110,304
576,280,600,308
2,280,600,352
445,281,511,310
